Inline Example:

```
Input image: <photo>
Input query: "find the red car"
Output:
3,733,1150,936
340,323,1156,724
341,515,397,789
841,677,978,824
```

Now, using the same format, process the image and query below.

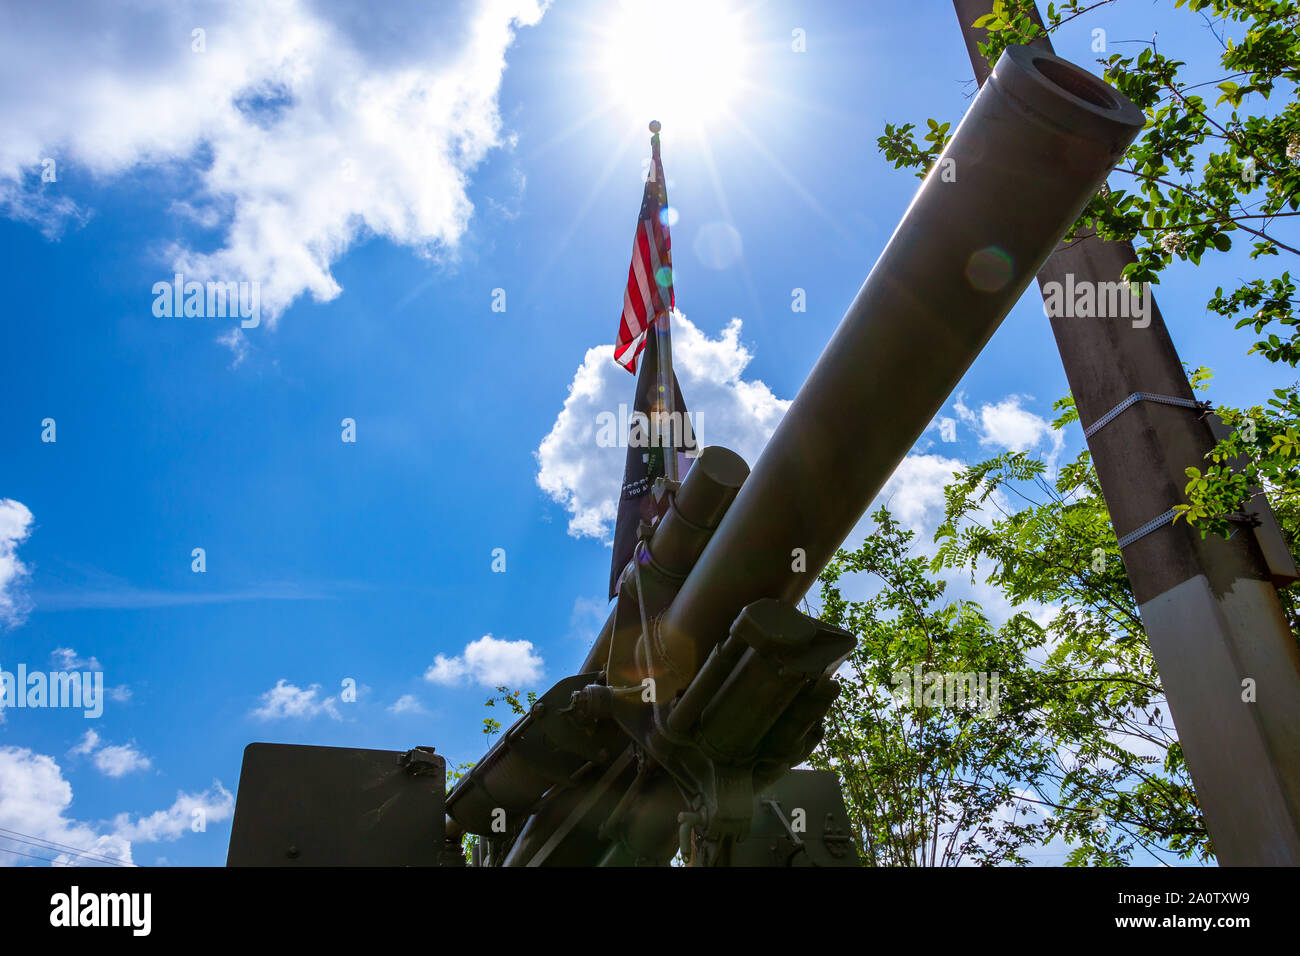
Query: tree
839,2,1300,863
813,405,1214,865
810,508,1058,865
931,399,1213,863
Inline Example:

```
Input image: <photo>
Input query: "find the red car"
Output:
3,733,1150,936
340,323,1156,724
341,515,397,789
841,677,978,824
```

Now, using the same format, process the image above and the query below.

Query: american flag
613,132,674,374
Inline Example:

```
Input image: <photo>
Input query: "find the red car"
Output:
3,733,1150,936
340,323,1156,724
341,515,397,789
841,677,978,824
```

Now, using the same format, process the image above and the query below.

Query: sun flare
598,0,753,132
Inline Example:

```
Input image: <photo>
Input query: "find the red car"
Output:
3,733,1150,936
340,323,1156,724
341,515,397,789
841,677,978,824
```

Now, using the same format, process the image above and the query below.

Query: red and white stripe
613,185,673,374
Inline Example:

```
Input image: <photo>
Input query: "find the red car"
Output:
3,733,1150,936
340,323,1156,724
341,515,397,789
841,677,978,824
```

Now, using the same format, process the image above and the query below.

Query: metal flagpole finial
648,120,661,134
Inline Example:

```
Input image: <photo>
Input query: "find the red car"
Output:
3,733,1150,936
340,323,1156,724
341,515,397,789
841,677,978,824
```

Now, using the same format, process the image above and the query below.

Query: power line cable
0,827,131,867
0,842,74,866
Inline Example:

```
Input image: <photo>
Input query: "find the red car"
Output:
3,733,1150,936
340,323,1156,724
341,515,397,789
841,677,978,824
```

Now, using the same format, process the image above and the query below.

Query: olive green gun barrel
463,46,1145,867
650,46,1144,692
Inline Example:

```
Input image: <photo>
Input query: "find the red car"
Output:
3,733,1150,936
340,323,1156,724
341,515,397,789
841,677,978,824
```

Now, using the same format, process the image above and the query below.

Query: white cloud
425,634,543,688
819,451,971,607
51,651,133,701
388,693,427,715
216,327,250,368
93,744,153,779
109,782,234,844
875,453,965,543
0,186,88,240
0,745,231,866
0,745,132,866
0,498,34,628
979,397,1058,454
51,647,102,671
954,392,1064,464
823,437,1056,617
536,311,789,541
0,0,547,321
69,730,100,757
537,319,1069,645
251,679,341,721
68,730,152,778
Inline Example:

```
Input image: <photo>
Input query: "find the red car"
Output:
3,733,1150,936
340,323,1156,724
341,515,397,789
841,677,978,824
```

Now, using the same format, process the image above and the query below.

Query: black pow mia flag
608,329,693,599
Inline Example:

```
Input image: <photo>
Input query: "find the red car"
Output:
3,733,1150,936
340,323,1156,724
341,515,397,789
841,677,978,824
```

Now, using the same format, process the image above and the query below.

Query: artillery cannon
227,45,1144,867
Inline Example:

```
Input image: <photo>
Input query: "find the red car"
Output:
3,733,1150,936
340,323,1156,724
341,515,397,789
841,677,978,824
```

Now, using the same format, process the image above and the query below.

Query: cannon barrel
647,45,1144,693
457,45,1145,866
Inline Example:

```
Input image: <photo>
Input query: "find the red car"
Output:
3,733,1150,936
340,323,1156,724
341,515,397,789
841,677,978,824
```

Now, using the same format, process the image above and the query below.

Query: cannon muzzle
648,45,1144,694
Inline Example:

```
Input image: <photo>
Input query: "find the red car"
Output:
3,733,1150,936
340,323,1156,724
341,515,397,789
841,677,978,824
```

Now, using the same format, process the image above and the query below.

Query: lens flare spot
965,246,1014,292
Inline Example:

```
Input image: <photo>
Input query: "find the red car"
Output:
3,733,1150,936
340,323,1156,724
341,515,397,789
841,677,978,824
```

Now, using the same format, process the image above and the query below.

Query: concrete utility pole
954,0,1300,865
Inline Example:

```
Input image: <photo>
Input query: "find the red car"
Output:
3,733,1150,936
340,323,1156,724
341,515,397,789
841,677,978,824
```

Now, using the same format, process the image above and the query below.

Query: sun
597,0,753,132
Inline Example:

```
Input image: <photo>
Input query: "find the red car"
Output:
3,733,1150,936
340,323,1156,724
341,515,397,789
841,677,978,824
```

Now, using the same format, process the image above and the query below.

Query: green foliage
477,684,537,738
447,685,536,862
931,442,1212,863
813,419,1215,865
877,120,953,180
1172,370,1300,631
810,509,1058,865
1209,272,1298,365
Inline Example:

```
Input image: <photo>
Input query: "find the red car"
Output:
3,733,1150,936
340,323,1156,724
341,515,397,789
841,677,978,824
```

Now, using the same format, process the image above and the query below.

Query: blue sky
0,0,1293,866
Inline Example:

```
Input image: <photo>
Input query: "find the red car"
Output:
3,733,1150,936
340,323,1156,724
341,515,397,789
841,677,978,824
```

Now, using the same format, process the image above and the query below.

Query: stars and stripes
613,134,674,374
608,124,691,597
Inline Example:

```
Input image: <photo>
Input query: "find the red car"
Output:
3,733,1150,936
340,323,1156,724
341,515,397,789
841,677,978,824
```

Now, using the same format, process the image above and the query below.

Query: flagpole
649,120,679,484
